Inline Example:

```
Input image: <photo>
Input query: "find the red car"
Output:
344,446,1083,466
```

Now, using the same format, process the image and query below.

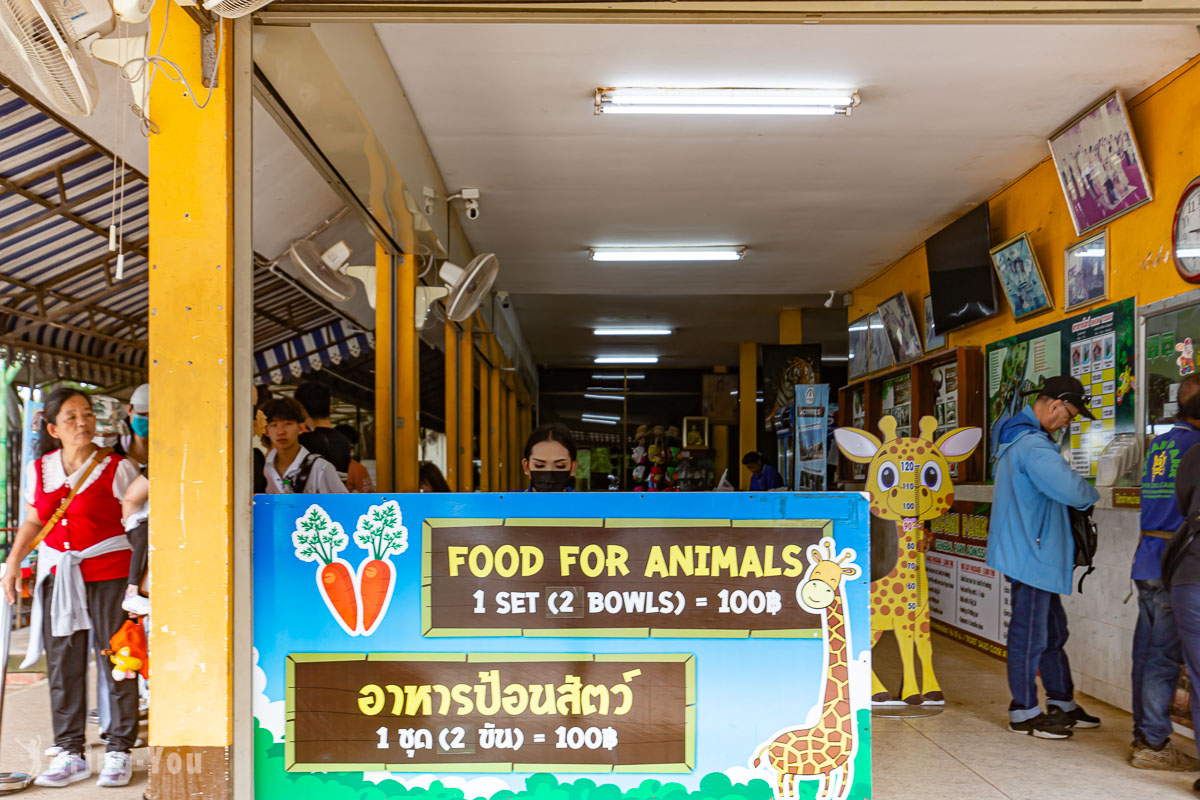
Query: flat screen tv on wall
926,203,999,334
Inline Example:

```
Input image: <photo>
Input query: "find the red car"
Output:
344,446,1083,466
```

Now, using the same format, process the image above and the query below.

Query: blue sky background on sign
253,492,872,799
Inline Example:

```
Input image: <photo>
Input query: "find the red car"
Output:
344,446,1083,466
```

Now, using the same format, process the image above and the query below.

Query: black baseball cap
1026,375,1095,420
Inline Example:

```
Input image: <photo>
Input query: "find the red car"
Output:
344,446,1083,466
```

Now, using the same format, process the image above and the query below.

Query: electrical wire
121,0,226,136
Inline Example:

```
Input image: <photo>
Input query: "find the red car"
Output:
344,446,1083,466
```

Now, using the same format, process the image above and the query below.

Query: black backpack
1068,505,1099,592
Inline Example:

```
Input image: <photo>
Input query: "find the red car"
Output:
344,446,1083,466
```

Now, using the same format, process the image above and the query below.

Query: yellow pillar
713,365,730,484
147,8,245,792
396,233,419,492
478,352,491,492
489,346,501,491
739,342,757,490
458,316,475,491
375,240,394,492
443,322,458,491
779,307,803,345
506,381,519,490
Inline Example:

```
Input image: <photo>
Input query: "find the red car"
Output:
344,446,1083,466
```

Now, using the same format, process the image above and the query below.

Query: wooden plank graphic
422,519,829,637
286,653,695,772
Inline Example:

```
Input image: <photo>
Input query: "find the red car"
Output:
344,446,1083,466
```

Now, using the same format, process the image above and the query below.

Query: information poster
794,384,831,491
926,501,1009,659
254,492,873,800
986,298,1135,478
880,373,912,436
1145,298,1200,435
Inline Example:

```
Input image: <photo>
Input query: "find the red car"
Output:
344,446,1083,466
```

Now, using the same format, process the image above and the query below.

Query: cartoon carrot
292,505,359,636
353,500,408,636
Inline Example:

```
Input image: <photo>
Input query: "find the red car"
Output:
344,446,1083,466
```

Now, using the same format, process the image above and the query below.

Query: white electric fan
0,0,152,116
201,0,275,17
415,253,499,330
288,238,377,308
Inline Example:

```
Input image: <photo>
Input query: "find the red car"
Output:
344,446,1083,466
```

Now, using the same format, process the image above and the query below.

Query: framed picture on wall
868,311,893,373
923,294,946,353
848,315,870,379
877,292,924,364
1048,89,1152,235
1064,230,1109,312
990,232,1054,321
682,416,709,449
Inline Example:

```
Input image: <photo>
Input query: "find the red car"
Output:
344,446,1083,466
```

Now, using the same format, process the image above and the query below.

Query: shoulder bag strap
29,447,115,550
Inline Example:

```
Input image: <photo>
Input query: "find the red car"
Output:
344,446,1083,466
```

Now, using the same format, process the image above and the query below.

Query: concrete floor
0,630,1194,798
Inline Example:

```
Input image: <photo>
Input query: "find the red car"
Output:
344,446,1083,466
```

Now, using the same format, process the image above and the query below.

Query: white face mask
93,434,119,448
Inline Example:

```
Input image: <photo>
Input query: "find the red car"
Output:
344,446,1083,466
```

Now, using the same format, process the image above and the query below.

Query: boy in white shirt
261,398,346,494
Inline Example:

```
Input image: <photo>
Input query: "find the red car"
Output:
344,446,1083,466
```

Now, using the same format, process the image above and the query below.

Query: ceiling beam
30,241,149,293
0,178,135,245
0,252,145,327
0,335,146,377
254,0,1200,24
0,301,147,351
0,175,149,259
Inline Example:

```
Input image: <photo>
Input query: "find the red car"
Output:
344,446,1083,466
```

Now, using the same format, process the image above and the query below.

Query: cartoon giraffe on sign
835,415,980,705
752,537,861,800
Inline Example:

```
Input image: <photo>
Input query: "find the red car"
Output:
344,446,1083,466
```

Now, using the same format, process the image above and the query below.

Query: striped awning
254,319,374,385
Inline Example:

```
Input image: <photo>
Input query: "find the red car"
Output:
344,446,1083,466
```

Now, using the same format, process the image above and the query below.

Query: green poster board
985,298,1135,479
1144,296,1200,432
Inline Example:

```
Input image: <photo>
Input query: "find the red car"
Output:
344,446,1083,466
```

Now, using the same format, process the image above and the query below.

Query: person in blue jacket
1129,374,1200,770
742,451,785,491
987,375,1101,740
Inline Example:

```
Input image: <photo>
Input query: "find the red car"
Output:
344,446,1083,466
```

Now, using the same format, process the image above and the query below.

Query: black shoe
1047,704,1101,729
1008,712,1073,739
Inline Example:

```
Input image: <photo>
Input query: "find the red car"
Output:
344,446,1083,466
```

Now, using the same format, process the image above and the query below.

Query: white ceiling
375,22,1200,365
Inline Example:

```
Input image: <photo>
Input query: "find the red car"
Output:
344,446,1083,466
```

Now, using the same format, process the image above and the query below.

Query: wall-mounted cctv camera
461,188,481,221
823,290,852,309
496,290,511,309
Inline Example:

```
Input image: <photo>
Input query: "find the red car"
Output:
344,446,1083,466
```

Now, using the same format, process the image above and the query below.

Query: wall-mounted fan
201,0,275,17
415,253,499,330
288,239,376,308
0,0,151,116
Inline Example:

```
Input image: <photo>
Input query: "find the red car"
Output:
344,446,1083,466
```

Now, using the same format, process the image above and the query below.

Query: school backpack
1068,505,1098,592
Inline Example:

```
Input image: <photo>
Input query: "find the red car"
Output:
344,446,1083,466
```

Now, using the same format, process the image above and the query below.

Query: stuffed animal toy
105,619,149,681
110,647,143,682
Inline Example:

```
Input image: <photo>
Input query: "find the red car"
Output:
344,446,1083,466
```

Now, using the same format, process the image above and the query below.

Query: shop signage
927,500,1009,660
1111,487,1141,509
254,492,873,800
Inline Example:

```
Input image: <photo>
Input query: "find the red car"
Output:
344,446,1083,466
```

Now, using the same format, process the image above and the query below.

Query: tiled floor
873,634,1197,799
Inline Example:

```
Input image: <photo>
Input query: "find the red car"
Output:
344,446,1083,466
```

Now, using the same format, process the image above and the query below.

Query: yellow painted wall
850,53,1200,361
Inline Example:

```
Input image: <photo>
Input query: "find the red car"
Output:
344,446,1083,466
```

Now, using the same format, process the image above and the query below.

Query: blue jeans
1171,583,1200,758
1006,579,1076,723
1132,579,1182,746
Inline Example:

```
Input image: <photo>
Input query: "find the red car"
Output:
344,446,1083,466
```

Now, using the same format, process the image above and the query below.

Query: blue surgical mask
131,414,149,438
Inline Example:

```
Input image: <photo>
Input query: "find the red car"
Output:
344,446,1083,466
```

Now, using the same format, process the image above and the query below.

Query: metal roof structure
0,72,370,391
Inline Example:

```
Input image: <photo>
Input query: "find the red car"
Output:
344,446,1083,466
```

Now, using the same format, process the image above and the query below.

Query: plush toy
1178,339,1195,377
105,619,149,681
632,445,646,464
110,647,143,682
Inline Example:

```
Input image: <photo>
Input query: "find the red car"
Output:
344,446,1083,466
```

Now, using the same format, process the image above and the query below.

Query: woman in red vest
2,388,140,788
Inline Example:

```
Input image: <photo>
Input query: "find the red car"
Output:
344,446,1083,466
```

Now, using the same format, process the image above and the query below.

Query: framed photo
923,294,946,353
877,292,923,364
700,374,738,425
990,232,1054,321
868,311,893,373
682,416,709,449
1048,89,1152,236
848,315,870,379
1064,230,1108,312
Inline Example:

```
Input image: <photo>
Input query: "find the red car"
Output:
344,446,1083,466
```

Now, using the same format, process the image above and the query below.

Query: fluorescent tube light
582,412,621,420
582,417,619,426
822,356,850,362
596,88,860,116
590,247,744,262
595,356,659,364
594,327,673,336
584,393,625,401
592,373,645,381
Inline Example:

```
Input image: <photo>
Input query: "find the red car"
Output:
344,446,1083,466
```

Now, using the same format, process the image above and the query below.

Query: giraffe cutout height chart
835,415,981,712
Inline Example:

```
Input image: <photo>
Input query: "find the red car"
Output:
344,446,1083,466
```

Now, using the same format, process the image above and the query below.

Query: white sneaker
96,751,132,787
34,751,90,787
44,745,63,757
121,594,151,617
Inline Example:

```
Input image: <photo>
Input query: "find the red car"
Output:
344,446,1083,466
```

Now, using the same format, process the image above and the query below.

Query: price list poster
253,492,873,800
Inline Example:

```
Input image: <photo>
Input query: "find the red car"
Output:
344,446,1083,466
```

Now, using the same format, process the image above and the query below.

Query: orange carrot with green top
354,501,408,635
293,505,360,636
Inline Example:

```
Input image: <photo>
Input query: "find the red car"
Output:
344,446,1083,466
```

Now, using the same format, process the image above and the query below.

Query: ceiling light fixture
584,393,625,401
592,373,645,381
593,327,673,336
582,417,619,426
595,356,659,364
595,88,861,116
589,247,744,262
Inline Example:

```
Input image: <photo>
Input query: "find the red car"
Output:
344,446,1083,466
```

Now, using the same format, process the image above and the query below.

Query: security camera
496,290,511,309
824,290,838,309
465,199,480,220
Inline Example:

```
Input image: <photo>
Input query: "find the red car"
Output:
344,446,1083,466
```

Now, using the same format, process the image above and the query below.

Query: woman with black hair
521,423,578,492
1,387,141,788
419,462,452,493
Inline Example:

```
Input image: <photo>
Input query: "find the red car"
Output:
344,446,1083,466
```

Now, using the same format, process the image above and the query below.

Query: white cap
130,383,150,413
